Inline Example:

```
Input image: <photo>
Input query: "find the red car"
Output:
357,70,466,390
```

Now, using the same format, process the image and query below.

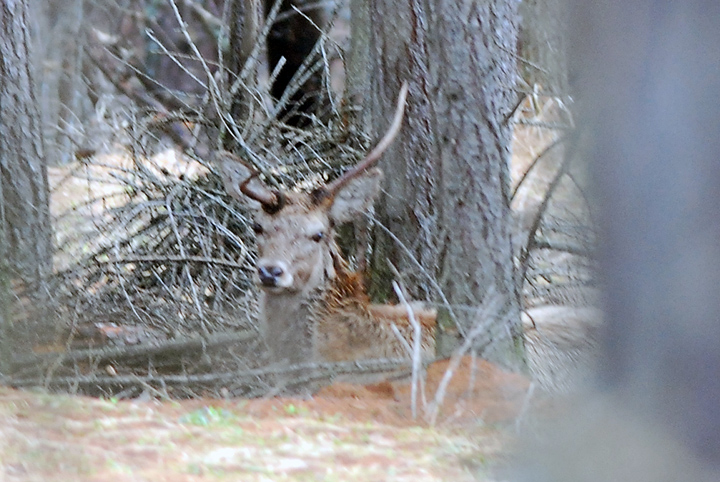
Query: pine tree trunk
356,0,523,362
223,0,259,148
0,0,54,363
0,0,52,286
34,0,86,164
264,0,327,126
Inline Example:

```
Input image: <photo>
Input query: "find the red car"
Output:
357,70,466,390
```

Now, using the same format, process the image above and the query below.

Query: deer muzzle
257,262,292,288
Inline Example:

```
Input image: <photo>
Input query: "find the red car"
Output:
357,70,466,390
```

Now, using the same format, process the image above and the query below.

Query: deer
218,83,603,394
218,84,437,386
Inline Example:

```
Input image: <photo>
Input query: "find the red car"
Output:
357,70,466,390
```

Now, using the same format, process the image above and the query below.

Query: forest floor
0,356,533,481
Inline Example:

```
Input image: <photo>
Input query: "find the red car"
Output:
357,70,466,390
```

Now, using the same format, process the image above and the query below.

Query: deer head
221,161,384,295
218,83,408,296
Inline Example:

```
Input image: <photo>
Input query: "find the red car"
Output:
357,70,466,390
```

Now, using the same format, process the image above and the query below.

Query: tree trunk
223,0,259,148
264,0,328,126
359,0,523,362
0,0,53,287
33,0,87,165
570,1,720,474
0,0,54,363
517,2,720,480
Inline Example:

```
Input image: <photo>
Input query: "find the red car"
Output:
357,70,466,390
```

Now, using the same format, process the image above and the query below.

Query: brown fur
314,252,436,362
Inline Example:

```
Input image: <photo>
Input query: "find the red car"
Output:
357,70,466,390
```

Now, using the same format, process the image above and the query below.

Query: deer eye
310,231,324,243
251,222,264,235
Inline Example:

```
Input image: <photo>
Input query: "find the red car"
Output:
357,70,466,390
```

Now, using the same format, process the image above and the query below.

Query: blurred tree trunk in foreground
518,2,720,480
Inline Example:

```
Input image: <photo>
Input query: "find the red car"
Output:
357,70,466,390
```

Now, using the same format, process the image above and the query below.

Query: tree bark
34,0,86,164
223,0,259,147
0,0,53,287
0,0,53,367
360,0,523,362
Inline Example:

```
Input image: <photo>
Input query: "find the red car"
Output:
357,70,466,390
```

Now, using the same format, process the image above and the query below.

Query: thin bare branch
393,280,426,420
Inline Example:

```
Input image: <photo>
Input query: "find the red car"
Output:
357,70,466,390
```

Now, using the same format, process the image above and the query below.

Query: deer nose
258,264,285,287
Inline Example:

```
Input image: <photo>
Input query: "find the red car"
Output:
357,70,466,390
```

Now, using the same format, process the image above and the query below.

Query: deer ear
216,151,263,210
329,168,383,224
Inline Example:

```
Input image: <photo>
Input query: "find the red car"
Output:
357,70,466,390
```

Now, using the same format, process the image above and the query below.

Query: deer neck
258,243,344,364
260,289,319,366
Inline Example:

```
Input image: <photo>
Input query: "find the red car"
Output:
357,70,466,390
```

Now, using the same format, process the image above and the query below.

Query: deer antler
216,150,280,208
326,81,409,194
239,172,281,208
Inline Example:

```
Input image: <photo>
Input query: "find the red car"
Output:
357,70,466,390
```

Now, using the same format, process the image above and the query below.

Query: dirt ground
0,356,531,481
